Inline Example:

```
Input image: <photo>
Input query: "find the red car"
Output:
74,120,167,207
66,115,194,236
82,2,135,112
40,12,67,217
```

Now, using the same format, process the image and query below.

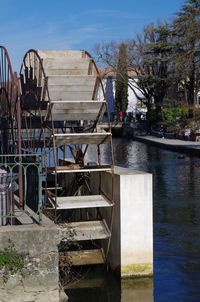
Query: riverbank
134,135,200,156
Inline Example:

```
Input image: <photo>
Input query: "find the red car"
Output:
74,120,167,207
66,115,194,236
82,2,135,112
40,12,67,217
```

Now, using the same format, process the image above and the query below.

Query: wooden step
42,58,90,77
51,101,106,121
53,195,113,210
51,100,104,108
52,132,111,146
38,50,84,59
46,186,63,190
48,165,112,174
14,207,34,225
48,75,96,85
45,69,89,76
48,83,95,93
59,219,111,241
48,80,94,95
49,90,93,101
42,58,90,69
60,248,105,266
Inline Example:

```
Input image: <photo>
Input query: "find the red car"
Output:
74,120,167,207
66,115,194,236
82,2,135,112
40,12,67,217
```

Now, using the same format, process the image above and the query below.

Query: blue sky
1,0,185,70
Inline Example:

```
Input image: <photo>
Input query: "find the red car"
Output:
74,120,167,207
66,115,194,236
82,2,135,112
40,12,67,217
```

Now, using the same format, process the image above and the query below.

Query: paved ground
134,135,200,155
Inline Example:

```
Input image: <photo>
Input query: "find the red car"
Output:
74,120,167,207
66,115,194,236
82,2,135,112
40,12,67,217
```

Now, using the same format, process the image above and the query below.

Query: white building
98,67,147,119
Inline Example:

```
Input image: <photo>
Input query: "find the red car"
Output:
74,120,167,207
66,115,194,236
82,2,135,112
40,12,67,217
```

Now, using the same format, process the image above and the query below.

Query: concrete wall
91,166,153,278
0,215,60,302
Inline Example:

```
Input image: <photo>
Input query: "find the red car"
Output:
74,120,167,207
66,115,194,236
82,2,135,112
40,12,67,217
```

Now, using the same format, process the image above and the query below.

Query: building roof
98,67,138,78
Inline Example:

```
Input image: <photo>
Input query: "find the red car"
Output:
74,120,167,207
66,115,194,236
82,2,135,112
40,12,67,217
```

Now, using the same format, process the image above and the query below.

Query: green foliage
58,225,82,282
94,0,200,115
115,42,128,112
136,23,174,119
0,240,24,274
173,0,200,104
162,106,188,123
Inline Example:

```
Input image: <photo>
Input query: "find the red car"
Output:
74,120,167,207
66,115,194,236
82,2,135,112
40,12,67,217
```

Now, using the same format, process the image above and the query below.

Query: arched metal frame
0,46,25,211
0,46,19,155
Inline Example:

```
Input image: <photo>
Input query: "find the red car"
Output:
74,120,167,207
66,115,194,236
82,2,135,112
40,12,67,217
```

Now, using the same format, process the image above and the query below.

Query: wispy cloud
0,4,151,71
0,22,101,70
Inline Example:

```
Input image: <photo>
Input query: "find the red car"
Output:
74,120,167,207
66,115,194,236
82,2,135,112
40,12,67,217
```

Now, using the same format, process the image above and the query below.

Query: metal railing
0,153,42,226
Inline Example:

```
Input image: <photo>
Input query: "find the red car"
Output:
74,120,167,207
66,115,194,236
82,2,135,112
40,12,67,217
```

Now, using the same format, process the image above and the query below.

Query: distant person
184,127,191,141
160,124,164,139
119,111,123,122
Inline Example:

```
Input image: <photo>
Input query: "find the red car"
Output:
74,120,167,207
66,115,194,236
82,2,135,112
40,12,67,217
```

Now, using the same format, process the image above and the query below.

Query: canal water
68,138,200,302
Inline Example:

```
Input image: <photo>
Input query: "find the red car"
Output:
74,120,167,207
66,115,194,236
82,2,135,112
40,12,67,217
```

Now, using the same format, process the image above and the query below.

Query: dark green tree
126,23,174,124
173,0,200,105
140,24,174,119
115,43,128,112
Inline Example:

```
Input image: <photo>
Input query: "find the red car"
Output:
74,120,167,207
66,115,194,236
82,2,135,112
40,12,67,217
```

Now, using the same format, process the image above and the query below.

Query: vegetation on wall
0,240,24,281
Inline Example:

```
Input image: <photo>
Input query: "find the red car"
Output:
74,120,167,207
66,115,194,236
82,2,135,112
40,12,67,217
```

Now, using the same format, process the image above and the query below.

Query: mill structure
19,49,115,265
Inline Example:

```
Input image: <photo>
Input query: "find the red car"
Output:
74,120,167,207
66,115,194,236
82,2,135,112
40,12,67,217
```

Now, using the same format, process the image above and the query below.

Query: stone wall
0,215,61,302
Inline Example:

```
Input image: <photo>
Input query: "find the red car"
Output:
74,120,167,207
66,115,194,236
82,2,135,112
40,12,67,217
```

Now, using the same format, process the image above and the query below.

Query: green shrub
0,240,24,274
193,108,200,120
162,106,188,123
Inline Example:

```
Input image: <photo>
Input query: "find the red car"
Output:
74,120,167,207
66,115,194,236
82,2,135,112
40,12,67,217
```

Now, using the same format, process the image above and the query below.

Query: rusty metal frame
0,46,24,208
20,49,59,211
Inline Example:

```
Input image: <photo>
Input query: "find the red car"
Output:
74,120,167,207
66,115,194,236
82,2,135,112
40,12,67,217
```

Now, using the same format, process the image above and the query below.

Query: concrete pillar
94,166,153,278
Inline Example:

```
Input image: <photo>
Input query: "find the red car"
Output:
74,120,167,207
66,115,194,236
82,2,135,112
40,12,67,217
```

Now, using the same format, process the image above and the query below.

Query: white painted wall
90,166,153,277
99,77,146,114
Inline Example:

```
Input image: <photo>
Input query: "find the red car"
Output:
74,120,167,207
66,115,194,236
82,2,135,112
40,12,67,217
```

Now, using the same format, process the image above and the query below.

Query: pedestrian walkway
134,135,200,155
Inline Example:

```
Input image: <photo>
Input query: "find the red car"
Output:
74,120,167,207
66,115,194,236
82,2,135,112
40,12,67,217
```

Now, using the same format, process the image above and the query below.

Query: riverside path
134,135,200,156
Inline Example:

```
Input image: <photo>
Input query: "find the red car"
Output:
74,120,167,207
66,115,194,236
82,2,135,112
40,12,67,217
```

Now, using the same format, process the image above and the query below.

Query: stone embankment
0,215,68,302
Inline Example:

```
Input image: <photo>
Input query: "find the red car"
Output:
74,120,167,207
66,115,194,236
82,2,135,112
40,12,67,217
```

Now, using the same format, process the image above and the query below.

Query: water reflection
67,138,200,301
112,138,200,302
67,269,153,302
121,278,153,302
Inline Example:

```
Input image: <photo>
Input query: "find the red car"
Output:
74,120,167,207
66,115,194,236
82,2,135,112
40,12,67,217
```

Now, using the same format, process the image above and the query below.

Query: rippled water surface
69,138,200,302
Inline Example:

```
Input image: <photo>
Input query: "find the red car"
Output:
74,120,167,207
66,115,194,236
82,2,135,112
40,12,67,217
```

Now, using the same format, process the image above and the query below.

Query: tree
115,43,128,112
173,0,200,105
140,24,174,118
94,23,173,124
124,23,174,124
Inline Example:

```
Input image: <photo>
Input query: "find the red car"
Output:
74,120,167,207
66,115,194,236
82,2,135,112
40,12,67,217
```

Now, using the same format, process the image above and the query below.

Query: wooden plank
48,84,95,93
42,59,90,70
14,207,34,225
51,100,105,110
51,100,105,120
50,166,112,174
51,99,100,103
60,248,105,266
59,219,111,241
54,194,113,210
53,132,111,145
37,50,84,59
46,164,80,171
48,75,97,85
49,91,93,101
45,69,89,76
50,100,105,121
51,113,99,121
